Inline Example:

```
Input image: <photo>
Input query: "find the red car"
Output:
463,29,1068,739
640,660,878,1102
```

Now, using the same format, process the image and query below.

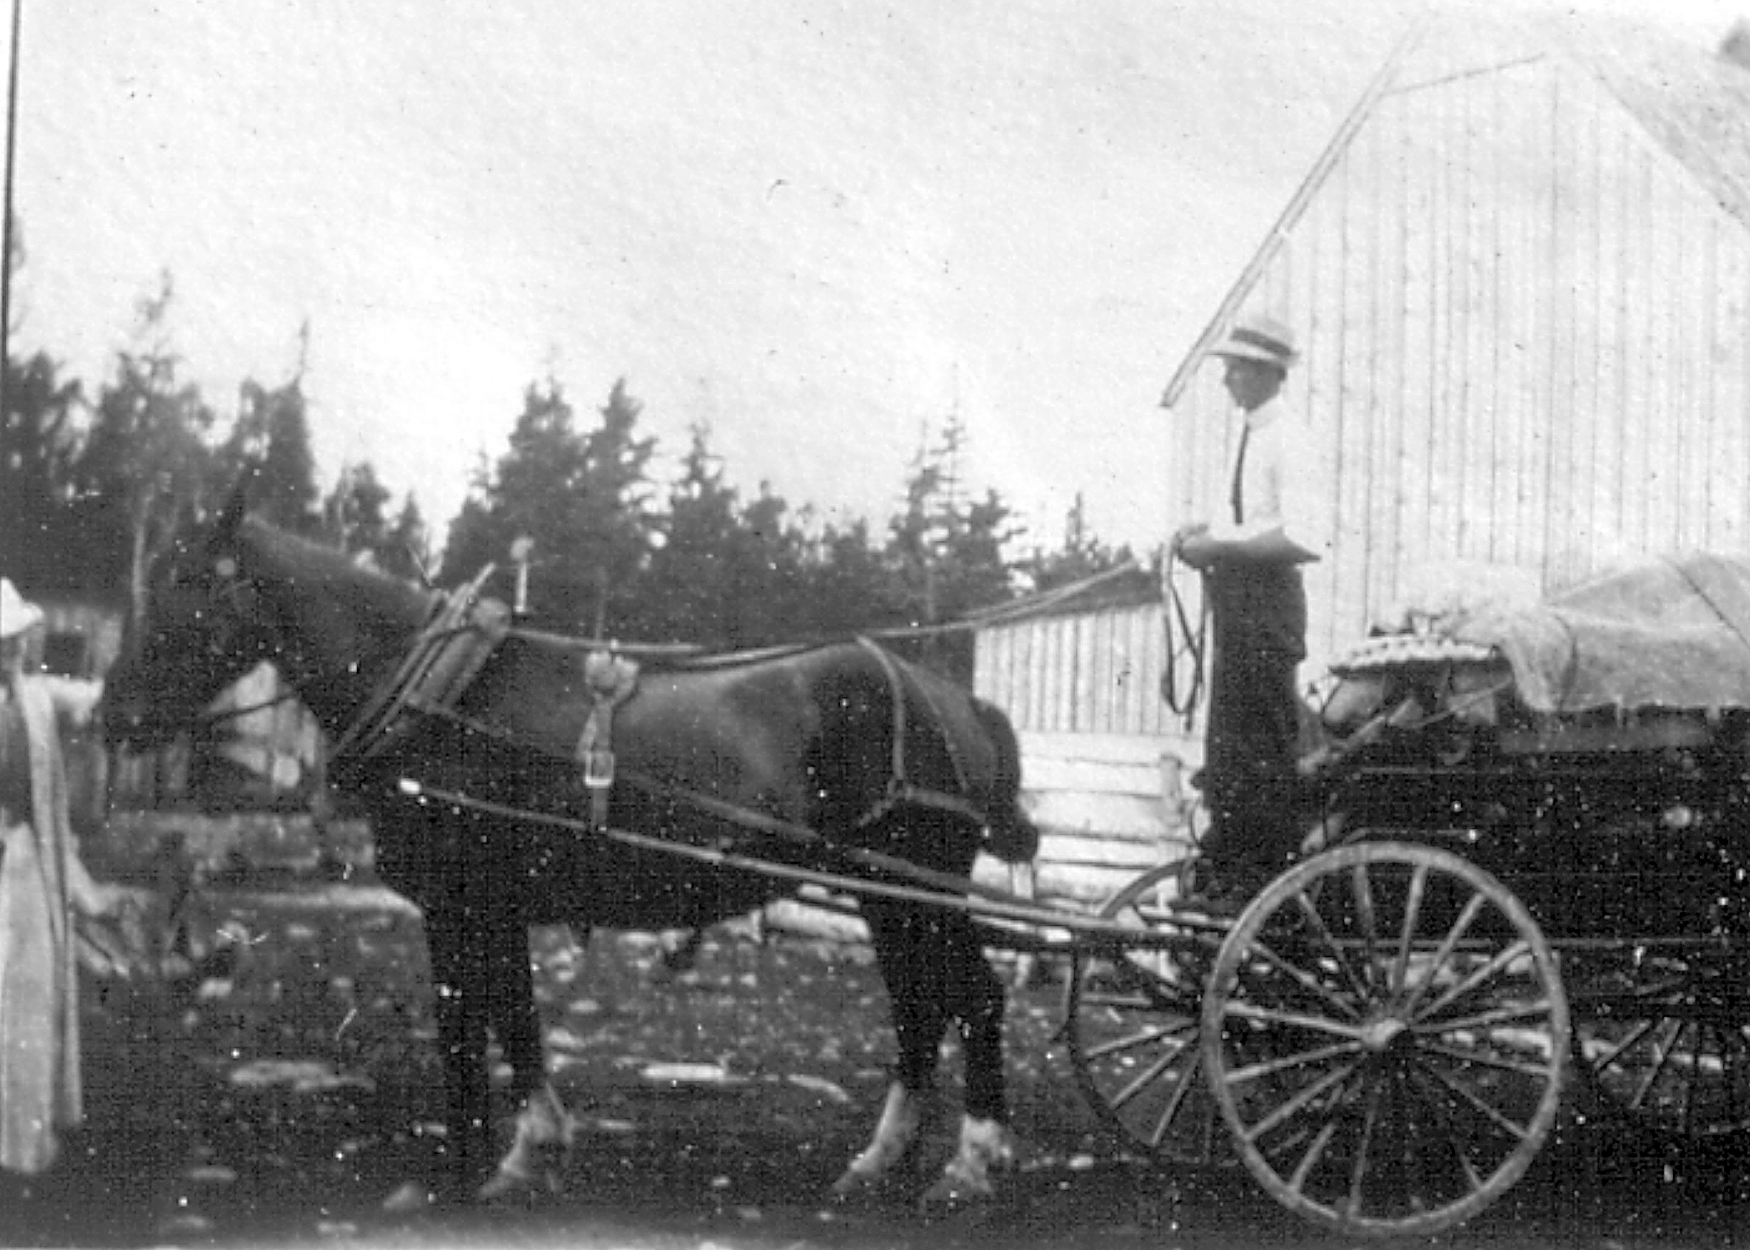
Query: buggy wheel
1570,948,1750,1143
1202,843,1569,1238
1065,859,1225,1164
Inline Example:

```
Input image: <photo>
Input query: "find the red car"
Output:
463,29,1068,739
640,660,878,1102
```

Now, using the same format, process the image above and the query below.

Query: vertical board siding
975,606,1200,752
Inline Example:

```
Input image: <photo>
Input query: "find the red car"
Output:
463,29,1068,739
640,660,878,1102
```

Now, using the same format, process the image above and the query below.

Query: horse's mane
240,515,435,625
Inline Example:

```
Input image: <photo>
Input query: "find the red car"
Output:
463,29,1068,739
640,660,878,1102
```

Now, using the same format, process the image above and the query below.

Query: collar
1243,396,1285,433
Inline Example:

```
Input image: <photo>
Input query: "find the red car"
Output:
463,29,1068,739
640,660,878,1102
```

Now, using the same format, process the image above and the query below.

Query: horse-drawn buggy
1068,550,1750,1235
99,491,1750,1239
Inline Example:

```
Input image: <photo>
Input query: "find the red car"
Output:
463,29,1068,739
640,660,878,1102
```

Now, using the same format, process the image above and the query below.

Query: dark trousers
1198,565,1307,877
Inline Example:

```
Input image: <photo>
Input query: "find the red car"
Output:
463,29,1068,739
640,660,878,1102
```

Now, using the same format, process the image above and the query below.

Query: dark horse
102,493,1039,1206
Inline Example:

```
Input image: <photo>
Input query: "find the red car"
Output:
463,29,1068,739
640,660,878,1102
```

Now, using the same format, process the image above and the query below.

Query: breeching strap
852,637,986,831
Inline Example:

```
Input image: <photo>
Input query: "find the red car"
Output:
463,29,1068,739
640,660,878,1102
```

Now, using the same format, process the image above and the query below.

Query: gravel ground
5,881,1748,1249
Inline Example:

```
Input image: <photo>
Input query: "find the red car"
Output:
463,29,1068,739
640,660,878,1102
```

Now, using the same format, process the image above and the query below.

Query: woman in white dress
0,577,129,1179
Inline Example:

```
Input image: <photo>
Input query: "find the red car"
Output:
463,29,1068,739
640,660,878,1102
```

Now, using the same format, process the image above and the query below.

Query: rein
1160,549,1208,730
395,778,1223,939
196,688,300,728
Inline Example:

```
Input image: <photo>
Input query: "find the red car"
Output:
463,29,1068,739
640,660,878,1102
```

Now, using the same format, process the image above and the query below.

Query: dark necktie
1229,422,1251,525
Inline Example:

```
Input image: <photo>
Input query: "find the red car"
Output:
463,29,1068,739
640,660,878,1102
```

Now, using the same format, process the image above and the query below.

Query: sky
6,0,1746,558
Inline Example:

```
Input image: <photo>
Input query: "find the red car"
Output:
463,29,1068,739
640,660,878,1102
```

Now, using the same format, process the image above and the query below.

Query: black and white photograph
3,1,1750,1246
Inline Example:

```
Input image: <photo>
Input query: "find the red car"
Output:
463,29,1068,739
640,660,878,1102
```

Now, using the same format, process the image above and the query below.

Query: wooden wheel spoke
1236,1060,1359,1144
1086,1022,1191,1063
1286,1119,1340,1194
1150,1050,1204,1148
1414,997,1552,1037
1629,1019,1686,1110
1402,1064,1492,1192
1685,1023,1709,1132
1416,939,1534,1023
1344,1077,1384,1215
1402,891,1489,1015
1238,937,1364,1022
1228,1039,1366,1086
1290,888,1372,1004
1223,999,1367,1041
1069,859,1220,1162
1352,864,1378,989
1113,1047,1193,1112
1417,1038,1554,1080
1078,988,1155,1012
1416,1056,1533,1143
1392,862,1429,996
1585,1017,1658,1076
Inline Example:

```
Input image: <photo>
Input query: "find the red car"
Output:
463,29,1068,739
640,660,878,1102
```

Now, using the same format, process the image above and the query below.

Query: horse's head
104,488,280,752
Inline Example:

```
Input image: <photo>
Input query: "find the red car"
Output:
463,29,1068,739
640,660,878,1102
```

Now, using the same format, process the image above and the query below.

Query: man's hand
1170,522,1207,554
1171,523,1216,570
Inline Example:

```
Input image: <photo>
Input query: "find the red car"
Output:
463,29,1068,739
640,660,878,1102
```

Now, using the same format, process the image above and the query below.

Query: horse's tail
971,697,1039,864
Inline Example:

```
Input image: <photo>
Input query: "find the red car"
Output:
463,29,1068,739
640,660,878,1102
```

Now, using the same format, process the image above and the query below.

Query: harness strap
1160,551,1208,731
572,650,640,829
852,638,985,831
332,563,508,763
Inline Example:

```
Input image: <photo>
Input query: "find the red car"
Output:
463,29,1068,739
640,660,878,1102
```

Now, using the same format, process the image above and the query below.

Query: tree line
2,262,1135,673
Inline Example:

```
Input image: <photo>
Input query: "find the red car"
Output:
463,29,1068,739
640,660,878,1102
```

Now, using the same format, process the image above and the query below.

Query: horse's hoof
477,1164,562,1203
829,1168,886,1202
381,1181,437,1213
918,1172,1003,1214
476,1168,532,1203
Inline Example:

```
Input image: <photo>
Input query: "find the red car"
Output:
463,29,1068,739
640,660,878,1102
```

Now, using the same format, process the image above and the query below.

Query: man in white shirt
1172,313,1323,906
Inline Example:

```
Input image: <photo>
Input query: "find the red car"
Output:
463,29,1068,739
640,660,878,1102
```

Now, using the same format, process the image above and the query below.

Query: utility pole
0,0,22,426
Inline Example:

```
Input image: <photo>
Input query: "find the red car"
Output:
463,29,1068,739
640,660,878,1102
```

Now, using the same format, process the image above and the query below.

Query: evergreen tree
0,352,86,591
75,274,220,620
885,415,1020,627
381,496,433,584
221,375,321,533
323,461,392,556
641,425,744,643
797,516,904,638
1023,491,1134,592
440,376,658,634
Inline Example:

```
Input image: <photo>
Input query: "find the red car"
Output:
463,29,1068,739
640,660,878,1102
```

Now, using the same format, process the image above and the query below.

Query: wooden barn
975,9,1750,908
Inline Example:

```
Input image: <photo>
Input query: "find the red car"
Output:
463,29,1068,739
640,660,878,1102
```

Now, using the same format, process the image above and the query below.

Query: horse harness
328,578,995,843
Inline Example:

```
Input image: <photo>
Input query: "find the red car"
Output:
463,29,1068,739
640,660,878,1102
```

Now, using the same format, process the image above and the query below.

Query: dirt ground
8,879,1750,1249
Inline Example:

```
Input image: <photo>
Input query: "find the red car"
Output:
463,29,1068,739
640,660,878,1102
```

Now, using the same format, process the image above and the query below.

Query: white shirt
1208,396,1329,558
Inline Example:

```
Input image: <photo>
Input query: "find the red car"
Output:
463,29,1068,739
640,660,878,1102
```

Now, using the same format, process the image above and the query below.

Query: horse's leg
921,909,1019,1206
477,902,576,1200
422,904,496,1200
831,899,947,1196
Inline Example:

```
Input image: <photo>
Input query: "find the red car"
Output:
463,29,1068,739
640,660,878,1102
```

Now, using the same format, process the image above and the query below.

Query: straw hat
0,577,43,639
1211,312,1299,370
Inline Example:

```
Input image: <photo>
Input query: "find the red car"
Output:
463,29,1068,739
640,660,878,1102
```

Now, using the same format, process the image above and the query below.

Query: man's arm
1176,525,1318,569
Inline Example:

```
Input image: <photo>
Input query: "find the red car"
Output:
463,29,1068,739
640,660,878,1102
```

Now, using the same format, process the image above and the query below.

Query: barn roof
1160,7,1750,408
1582,23,1750,231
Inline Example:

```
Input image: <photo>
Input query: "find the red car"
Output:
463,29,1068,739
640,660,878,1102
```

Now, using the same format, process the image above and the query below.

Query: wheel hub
1359,1015,1408,1052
